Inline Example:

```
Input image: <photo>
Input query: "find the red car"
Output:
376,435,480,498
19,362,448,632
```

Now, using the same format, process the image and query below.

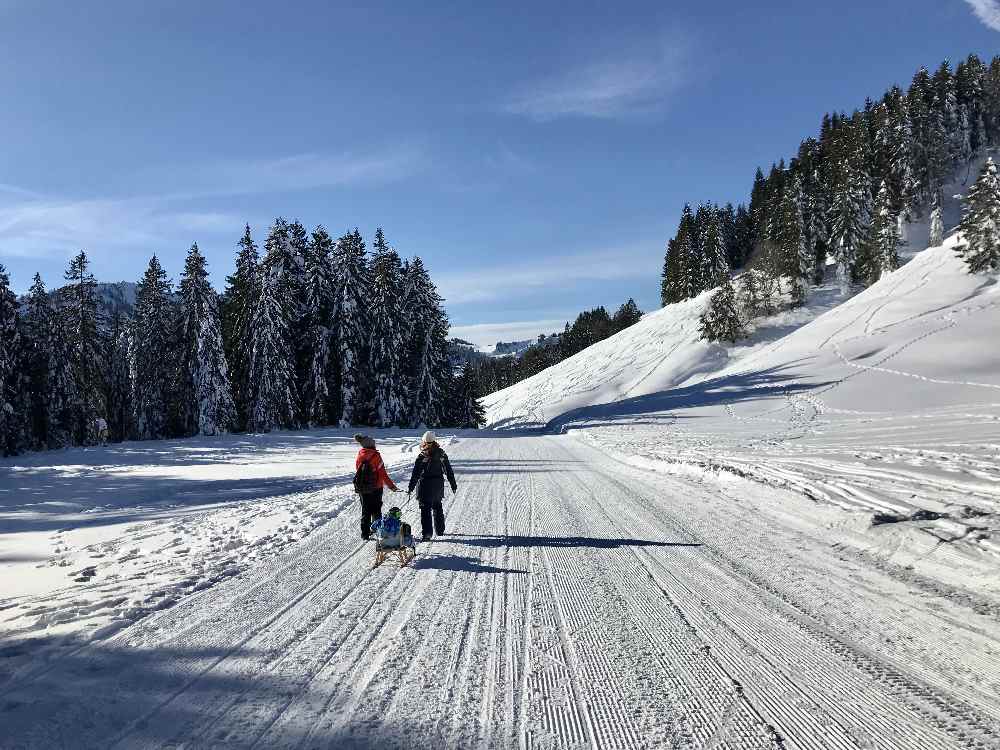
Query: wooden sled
373,521,416,568
374,543,416,568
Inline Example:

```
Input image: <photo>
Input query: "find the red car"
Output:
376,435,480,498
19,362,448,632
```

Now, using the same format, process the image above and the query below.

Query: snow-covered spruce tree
404,257,451,428
22,273,52,449
61,251,104,444
612,298,643,331
368,228,406,427
449,362,485,429
677,205,700,299
907,67,934,210
103,311,134,443
956,157,1000,273
287,219,312,413
302,226,337,426
929,191,944,247
333,229,371,426
179,243,236,436
863,181,901,285
133,255,176,440
701,207,730,288
222,224,259,431
699,275,747,344
0,264,26,456
828,152,871,296
247,224,301,432
775,175,812,306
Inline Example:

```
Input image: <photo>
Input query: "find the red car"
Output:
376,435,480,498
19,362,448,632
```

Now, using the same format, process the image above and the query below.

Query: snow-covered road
4,433,1000,749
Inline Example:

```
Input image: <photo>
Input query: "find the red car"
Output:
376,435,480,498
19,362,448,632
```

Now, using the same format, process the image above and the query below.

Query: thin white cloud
449,319,565,351
436,244,659,305
965,0,1000,31
169,147,427,199
504,38,690,120
0,146,424,260
0,196,243,259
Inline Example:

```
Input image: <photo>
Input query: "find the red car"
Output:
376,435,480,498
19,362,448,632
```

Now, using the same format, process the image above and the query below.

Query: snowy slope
485,234,1000,590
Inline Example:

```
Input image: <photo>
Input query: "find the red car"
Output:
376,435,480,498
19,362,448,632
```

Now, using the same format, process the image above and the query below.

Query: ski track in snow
3,434,1000,749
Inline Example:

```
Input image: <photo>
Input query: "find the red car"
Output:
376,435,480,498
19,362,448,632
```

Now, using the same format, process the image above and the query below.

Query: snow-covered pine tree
222,225,259,431
368,228,406,427
828,140,871,296
701,206,730,288
247,224,301,432
907,67,934,210
738,269,762,319
733,204,754,270
449,362,485,429
775,175,812,306
404,258,452,428
749,167,769,255
103,311,134,443
720,203,738,269
957,55,987,156
929,191,944,247
956,157,1000,273
933,61,962,172
677,205,699,299
22,273,52,449
0,264,25,456
863,181,901,285
133,255,176,440
612,298,643,331
287,219,312,414
61,251,104,444
302,226,337,426
179,243,236,436
333,229,371,426
699,275,747,344
660,237,677,307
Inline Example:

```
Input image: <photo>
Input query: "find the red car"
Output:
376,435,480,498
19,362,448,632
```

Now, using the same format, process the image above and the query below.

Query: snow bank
486,233,1000,584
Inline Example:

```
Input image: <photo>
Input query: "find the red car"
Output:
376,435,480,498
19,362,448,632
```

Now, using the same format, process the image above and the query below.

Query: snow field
0,429,422,685
4,434,1000,748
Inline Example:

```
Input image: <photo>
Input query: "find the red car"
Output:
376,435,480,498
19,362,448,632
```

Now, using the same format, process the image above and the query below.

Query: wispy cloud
165,147,427,199
450,319,566,351
965,0,1000,31
435,244,658,306
0,196,244,259
504,37,690,120
0,146,426,260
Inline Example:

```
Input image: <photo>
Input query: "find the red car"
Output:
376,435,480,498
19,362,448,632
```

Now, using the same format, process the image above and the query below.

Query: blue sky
1,0,998,348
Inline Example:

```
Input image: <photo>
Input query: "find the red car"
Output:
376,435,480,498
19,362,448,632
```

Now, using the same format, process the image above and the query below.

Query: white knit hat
421,430,437,444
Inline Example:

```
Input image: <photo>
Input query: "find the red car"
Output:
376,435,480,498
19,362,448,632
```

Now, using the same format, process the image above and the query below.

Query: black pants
419,500,445,538
360,489,384,539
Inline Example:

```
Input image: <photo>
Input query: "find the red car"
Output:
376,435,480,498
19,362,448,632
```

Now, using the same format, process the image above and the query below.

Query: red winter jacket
356,448,398,492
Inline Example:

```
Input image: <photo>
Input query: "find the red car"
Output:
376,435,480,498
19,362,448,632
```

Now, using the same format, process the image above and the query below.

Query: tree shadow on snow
545,361,834,432
0,637,459,749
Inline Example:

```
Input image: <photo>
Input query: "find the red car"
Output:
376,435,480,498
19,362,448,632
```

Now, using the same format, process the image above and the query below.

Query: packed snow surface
3,432,1000,748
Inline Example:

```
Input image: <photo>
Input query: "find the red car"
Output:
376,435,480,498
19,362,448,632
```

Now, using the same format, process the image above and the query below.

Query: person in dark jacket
407,431,457,540
354,434,400,540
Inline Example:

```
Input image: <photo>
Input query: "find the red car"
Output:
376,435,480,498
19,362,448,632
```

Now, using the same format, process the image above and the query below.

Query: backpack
353,457,380,495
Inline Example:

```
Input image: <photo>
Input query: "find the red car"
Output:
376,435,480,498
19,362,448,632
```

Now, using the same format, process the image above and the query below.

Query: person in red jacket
354,434,400,540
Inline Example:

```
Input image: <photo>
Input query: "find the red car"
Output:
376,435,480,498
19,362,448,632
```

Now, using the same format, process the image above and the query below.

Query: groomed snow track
3,434,1000,749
